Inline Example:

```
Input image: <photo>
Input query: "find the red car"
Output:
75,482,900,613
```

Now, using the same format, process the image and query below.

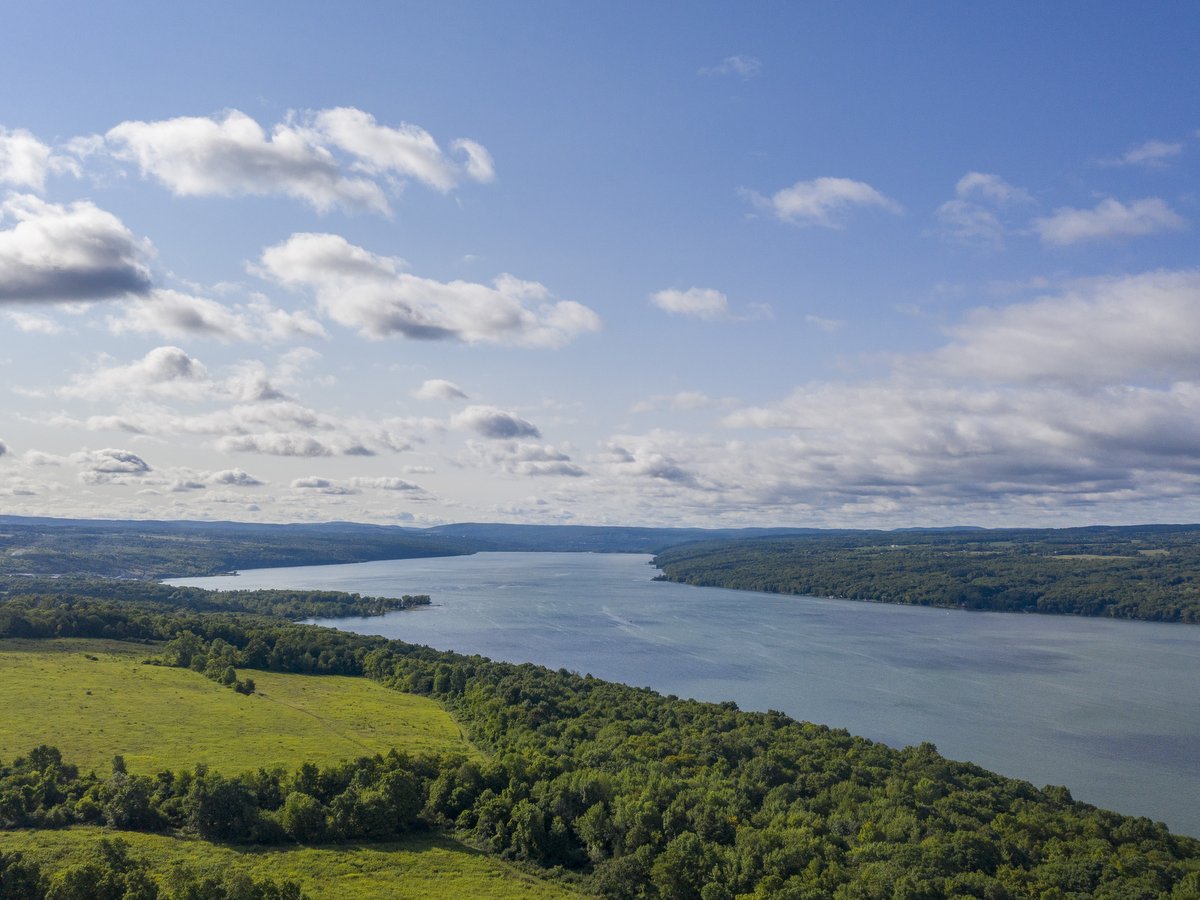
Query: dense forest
654,524,1200,623
2,585,1198,897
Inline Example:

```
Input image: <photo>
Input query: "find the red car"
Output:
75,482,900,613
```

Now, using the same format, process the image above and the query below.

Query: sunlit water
169,551,1200,836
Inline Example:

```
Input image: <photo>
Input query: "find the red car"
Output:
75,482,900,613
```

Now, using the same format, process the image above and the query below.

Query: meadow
0,828,584,899
0,638,474,774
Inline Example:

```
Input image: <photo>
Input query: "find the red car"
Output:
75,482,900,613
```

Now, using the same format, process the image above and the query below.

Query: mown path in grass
0,828,586,899
0,638,476,773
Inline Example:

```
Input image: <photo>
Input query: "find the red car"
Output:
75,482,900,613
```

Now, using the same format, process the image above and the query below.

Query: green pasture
0,639,474,774
0,828,585,899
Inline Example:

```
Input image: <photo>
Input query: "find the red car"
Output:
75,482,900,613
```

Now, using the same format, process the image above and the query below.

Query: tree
280,791,327,844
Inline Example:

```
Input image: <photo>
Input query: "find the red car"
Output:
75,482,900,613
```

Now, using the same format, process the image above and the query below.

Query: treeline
654,526,1200,622
0,576,429,621
2,593,1198,897
1,837,300,899
0,518,465,579
0,744,429,847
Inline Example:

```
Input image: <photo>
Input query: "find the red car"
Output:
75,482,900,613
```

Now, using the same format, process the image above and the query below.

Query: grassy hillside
0,639,474,773
0,828,584,899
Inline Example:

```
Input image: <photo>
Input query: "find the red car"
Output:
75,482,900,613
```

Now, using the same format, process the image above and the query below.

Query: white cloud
954,172,1032,206
106,109,388,214
208,468,263,487
1032,197,1186,246
928,270,1200,384
60,346,210,402
0,128,55,190
745,177,902,227
935,172,1031,249
4,310,63,334
103,107,496,214
108,290,250,341
466,440,586,477
1101,139,1184,167
220,433,371,458
291,476,360,495
451,405,541,439
0,194,153,302
413,379,468,401
71,447,152,484
698,55,763,80
0,438,7,457
258,232,601,347
107,288,327,343
349,476,425,491
650,287,729,319
451,139,496,183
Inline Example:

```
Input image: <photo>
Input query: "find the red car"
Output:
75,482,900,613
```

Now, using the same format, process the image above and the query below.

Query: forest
653,524,1200,623
2,582,1198,898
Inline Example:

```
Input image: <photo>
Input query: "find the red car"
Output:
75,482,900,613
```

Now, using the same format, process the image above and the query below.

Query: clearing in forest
0,638,475,774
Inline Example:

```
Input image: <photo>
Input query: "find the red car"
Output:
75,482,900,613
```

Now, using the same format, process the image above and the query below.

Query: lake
170,551,1200,837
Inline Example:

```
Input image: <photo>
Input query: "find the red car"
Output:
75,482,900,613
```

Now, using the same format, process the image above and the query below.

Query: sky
0,2,1198,529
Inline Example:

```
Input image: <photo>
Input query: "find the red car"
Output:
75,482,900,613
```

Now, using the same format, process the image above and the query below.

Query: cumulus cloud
208,468,263,487
55,349,320,413
0,194,153,302
451,405,541,439
60,346,210,401
744,177,902,228
107,289,326,343
600,434,706,488
71,447,151,484
935,172,1032,249
218,433,373,458
466,440,586,477
451,139,496,183
349,476,425,491
106,110,387,213
413,379,468,401
1032,197,1186,246
650,287,729,319
103,107,496,215
1101,139,1184,168
928,270,1200,384
698,54,763,80
0,128,58,190
290,476,360,495
258,232,600,347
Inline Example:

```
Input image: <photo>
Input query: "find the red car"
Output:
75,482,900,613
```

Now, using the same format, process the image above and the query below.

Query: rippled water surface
170,552,1200,836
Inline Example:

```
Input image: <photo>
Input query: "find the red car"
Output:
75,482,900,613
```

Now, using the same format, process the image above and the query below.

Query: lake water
170,551,1200,837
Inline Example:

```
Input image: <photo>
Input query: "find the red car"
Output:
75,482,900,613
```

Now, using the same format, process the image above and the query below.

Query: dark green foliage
2,837,303,899
654,525,1200,622
1,850,45,898
0,576,431,621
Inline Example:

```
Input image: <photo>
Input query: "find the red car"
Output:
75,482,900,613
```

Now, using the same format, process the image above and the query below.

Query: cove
169,551,1200,837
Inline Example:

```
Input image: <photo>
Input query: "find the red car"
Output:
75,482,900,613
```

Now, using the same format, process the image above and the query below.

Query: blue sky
1,2,1198,527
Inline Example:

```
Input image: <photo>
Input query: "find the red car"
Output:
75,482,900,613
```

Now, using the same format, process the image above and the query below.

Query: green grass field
0,828,586,899
0,639,475,774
